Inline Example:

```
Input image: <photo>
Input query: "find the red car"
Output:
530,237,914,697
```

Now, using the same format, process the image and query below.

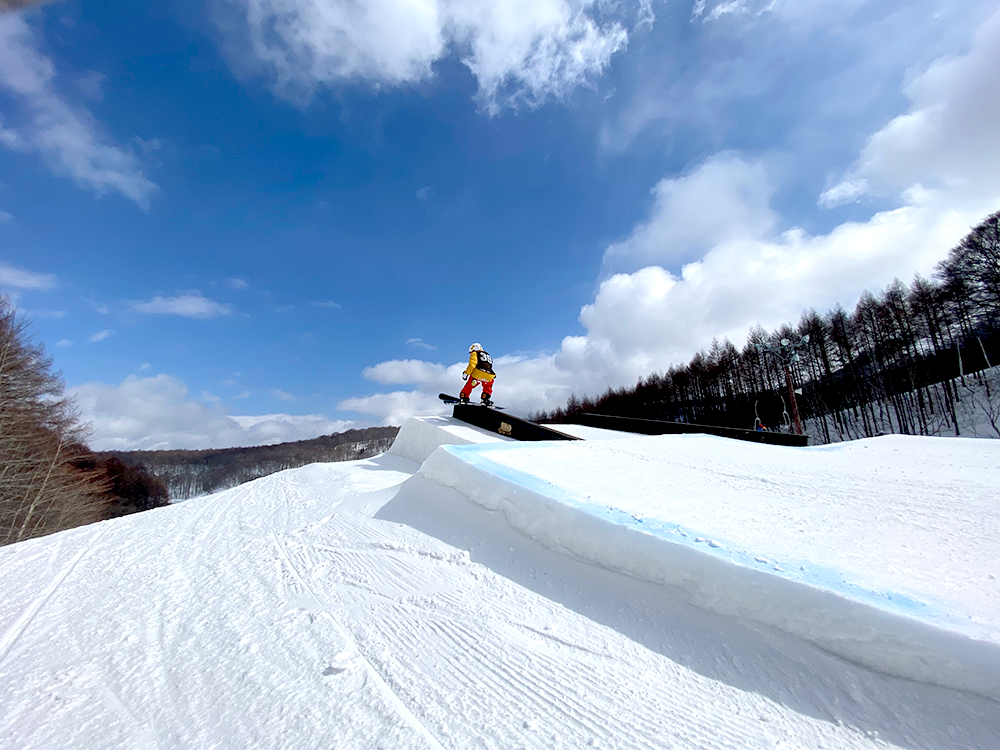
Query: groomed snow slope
0,416,997,750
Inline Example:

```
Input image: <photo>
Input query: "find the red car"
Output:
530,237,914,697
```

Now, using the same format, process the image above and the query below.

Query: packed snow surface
419,433,1000,700
1,416,997,750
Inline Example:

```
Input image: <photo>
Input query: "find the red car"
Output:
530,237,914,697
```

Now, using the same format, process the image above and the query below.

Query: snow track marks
0,528,106,666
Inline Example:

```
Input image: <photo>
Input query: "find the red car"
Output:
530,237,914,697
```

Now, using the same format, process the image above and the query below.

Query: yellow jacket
464,350,496,382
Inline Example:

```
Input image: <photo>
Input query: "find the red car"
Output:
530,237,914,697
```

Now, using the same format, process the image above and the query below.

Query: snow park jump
1,414,997,749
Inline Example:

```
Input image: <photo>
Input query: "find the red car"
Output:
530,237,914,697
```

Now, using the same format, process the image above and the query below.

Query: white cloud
406,337,436,350
693,0,866,25
824,5,1000,206
818,178,868,209
338,390,447,426
448,0,634,114
130,292,233,318
56,338,72,347
0,209,12,223
602,155,777,272
226,277,251,290
0,15,157,207
89,329,113,343
0,260,56,289
271,388,296,401
692,0,757,22
71,374,358,450
362,359,452,386
562,198,982,387
310,299,342,309
229,413,357,442
218,0,647,112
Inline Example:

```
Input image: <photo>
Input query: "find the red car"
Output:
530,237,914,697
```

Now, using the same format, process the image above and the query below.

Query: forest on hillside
104,426,399,500
536,210,1000,443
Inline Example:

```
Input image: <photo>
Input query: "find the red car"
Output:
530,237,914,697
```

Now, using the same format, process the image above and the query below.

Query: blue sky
2,0,999,449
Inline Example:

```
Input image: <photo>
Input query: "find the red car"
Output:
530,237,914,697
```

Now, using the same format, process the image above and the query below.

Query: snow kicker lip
418,441,1000,702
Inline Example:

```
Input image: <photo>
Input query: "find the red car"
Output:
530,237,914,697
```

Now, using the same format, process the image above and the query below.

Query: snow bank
386,416,511,464
417,435,1000,701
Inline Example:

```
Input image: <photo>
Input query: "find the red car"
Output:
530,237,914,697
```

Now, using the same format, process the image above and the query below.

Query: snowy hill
1,417,997,749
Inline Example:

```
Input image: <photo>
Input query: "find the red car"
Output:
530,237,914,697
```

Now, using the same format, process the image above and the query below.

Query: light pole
757,335,810,435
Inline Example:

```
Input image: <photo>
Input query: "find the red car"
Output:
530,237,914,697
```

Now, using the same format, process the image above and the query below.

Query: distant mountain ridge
101,426,399,500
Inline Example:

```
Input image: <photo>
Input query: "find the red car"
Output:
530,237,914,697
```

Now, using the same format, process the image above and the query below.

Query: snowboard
439,393,502,409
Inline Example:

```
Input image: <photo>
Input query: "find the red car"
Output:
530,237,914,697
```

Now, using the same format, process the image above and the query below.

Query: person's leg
481,379,494,403
460,377,476,399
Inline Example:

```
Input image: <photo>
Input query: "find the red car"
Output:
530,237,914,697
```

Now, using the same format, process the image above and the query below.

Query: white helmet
469,342,483,352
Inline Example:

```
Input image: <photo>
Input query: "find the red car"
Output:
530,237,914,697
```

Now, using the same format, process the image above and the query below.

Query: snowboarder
460,343,496,406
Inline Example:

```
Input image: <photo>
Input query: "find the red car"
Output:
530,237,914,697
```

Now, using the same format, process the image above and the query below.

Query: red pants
460,377,494,399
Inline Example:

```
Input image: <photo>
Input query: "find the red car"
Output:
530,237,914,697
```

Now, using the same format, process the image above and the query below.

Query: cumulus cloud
130,292,232,318
602,155,777,272
218,0,648,112
562,199,983,386
0,209,12,223
89,329,113,343
0,15,157,207
0,260,56,289
72,374,357,450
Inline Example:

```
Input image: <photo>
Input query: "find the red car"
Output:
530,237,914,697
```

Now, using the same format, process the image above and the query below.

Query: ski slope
0,416,997,749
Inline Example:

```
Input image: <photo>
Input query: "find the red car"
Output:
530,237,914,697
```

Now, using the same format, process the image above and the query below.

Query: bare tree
938,211,1000,323
1,295,109,546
